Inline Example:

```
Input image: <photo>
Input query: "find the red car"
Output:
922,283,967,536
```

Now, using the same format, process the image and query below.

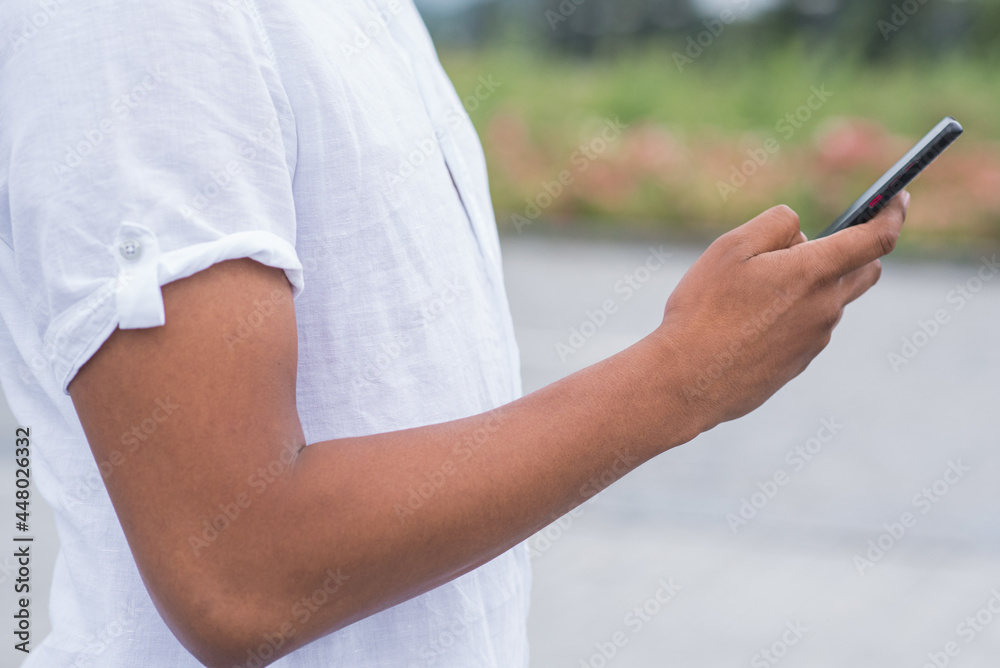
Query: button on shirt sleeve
0,0,303,393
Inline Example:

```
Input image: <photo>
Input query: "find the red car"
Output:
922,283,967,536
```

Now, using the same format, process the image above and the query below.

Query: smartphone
816,116,963,238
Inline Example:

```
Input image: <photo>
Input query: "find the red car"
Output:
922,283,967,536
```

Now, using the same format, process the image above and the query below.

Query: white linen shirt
0,0,531,666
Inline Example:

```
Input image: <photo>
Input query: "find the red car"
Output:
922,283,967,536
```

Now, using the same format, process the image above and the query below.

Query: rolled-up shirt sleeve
0,0,303,394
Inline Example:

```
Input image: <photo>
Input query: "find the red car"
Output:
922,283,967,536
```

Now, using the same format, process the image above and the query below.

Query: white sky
694,0,784,19
415,0,786,18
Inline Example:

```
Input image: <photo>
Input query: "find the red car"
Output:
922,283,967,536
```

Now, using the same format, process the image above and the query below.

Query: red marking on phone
869,194,883,208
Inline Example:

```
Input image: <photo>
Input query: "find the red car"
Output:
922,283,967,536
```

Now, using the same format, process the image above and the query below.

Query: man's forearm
196,332,697,666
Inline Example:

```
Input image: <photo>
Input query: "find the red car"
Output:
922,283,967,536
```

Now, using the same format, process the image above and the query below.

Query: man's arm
68,197,907,667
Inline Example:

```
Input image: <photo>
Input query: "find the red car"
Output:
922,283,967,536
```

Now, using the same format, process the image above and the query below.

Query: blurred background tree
420,0,997,59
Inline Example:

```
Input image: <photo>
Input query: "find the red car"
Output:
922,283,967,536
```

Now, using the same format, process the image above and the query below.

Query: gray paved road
1,234,998,667
507,235,1000,668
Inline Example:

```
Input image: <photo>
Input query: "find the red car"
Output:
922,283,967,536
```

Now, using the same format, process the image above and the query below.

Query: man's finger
788,229,808,247
731,204,805,258
807,191,909,279
839,259,882,306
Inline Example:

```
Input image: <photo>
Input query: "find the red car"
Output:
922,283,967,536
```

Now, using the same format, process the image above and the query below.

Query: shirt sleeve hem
56,230,303,395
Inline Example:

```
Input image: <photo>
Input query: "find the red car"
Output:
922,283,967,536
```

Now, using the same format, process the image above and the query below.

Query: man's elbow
153,560,363,668
156,581,302,668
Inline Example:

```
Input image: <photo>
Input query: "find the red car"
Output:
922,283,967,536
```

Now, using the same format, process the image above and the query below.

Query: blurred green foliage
426,0,1000,255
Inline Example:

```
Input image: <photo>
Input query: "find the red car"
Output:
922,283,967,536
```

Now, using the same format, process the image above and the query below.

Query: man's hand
650,192,908,434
